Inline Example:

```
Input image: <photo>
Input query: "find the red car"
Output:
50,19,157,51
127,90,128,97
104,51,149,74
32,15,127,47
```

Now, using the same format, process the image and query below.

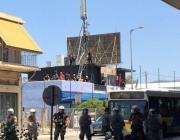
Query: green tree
77,99,107,117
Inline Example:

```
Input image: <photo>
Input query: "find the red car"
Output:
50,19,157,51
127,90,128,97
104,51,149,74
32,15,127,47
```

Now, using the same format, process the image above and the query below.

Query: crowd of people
43,72,90,82
53,105,162,140
101,106,162,140
0,108,39,140
1,105,162,140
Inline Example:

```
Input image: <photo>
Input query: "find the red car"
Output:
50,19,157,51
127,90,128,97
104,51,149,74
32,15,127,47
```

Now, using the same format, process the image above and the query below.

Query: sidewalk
38,128,80,139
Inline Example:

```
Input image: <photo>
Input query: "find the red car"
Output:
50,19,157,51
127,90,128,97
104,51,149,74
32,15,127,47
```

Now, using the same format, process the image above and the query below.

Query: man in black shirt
79,108,92,140
54,106,68,140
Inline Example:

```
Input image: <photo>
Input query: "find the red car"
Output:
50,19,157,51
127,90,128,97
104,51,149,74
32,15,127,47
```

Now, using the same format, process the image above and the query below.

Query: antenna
80,0,87,20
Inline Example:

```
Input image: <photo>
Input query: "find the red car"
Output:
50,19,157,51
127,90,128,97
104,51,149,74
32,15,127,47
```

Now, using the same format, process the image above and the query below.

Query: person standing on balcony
59,72,65,80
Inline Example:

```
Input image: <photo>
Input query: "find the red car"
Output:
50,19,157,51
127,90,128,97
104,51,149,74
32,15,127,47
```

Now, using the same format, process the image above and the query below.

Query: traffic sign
42,85,61,106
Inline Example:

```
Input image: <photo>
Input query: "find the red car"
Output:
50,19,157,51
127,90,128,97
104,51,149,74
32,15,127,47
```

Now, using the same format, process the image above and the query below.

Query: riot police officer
147,109,162,140
102,107,111,140
4,108,18,140
110,108,125,140
79,108,92,140
129,105,145,140
54,105,68,140
27,108,39,140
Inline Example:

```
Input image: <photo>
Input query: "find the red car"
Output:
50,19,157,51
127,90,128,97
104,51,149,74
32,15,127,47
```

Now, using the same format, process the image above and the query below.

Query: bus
108,88,180,137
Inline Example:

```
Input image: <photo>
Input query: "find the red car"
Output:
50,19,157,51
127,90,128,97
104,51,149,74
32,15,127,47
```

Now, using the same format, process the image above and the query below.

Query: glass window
0,93,17,122
109,100,147,120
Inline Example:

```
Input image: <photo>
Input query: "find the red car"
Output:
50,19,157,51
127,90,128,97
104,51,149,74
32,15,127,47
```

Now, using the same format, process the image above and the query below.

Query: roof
162,0,180,10
117,67,135,72
0,13,43,53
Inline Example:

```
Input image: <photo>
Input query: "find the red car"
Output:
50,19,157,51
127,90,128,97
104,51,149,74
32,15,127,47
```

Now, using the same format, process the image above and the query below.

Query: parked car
92,116,103,135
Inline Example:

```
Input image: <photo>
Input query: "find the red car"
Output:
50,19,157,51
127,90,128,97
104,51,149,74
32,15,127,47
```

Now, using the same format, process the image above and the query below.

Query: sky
0,0,180,82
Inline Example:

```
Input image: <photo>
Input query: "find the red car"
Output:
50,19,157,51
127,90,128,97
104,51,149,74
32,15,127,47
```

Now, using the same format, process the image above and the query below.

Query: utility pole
140,65,142,89
174,71,176,89
130,26,144,89
145,72,148,89
158,68,160,88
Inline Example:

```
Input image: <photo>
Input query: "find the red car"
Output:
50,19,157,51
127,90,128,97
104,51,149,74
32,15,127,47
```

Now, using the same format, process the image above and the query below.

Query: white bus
108,88,180,137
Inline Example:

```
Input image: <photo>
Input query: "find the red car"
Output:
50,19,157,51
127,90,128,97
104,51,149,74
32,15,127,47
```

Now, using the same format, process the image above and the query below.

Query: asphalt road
38,135,180,140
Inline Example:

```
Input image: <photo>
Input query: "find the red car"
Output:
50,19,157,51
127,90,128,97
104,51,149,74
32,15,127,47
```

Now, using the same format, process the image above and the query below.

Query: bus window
148,97,160,113
109,100,147,120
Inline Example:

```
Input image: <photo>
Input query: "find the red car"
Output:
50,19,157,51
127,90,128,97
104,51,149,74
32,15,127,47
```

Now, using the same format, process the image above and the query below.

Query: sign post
42,85,61,140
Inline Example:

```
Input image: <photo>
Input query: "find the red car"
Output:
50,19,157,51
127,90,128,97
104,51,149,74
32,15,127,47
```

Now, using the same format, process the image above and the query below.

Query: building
162,0,180,10
28,64,130,86
0,13,42,126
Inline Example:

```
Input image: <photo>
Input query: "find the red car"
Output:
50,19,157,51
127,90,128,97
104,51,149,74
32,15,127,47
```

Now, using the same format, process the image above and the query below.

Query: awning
162,0,180,10
0,13,43,54
0,61,41,72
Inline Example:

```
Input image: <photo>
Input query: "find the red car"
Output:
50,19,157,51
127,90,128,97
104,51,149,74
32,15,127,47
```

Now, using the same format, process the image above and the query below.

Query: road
38,135,180,140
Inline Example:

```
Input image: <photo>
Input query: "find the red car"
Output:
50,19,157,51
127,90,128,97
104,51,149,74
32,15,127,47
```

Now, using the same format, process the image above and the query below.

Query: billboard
67,32,121,65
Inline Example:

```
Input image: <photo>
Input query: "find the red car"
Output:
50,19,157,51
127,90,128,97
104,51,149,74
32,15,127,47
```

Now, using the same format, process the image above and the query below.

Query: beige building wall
0,70,21,126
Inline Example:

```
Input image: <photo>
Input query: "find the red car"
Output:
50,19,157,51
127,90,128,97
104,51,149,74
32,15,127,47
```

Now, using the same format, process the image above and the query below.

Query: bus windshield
109,100,147,120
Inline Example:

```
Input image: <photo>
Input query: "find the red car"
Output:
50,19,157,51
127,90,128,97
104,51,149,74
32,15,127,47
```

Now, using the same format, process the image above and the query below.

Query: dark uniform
110,108,125,140
79,108,92,140
54,111,68,140
129,106,145,140
102,108,111,137
147,109,162,140
87,52,92,64
4,114,18,140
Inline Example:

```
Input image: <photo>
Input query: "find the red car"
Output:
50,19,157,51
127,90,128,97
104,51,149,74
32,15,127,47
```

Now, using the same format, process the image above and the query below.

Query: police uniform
129,107,145,140
4,114,18,140
79,109,92,140
147,109,162,140
54,112,68,140
110,109,124,140
102,108,111,137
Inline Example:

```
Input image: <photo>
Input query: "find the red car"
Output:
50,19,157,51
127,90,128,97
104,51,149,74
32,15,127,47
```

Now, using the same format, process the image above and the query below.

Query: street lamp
130,26,144,89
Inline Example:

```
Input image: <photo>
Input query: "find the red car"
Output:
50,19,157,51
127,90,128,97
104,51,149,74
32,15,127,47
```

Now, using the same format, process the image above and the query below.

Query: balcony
0,45,40,72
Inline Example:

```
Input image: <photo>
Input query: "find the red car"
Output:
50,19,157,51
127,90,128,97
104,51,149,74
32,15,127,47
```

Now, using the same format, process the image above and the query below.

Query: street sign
42,85,61,106
42,85,62,140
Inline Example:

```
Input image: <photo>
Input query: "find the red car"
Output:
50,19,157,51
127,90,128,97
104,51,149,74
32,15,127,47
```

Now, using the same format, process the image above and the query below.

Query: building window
0,93,17,122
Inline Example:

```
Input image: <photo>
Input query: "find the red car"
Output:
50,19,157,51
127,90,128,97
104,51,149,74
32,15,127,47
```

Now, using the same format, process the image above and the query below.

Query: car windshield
109,100,147,120
96,116,103,122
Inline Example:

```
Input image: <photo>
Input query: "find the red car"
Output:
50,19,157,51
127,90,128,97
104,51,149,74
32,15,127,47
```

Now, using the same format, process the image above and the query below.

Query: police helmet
104,107,110,112
59,105,65,110
82,108,88,114
131,105,140,112
149,108,156,115
113,107,119,113
30,108,36,113
7,108,14,114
